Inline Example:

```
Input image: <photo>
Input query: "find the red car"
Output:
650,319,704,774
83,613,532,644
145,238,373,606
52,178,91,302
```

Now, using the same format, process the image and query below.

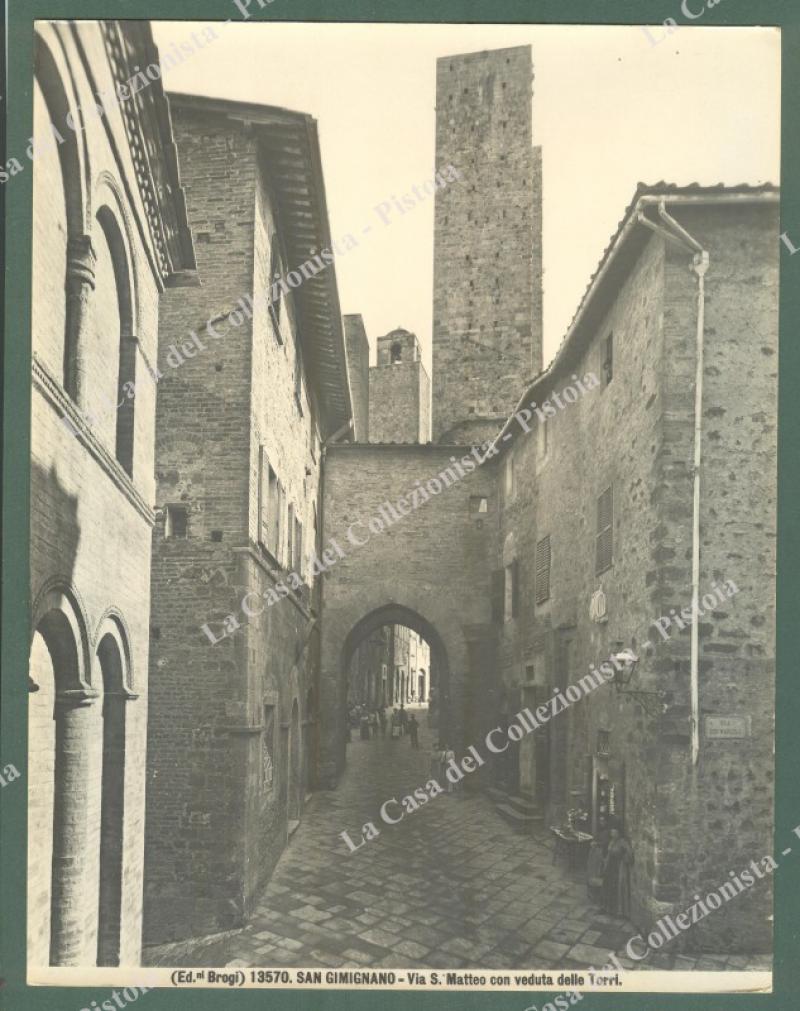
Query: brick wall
432,46,543,442
144,102,323,943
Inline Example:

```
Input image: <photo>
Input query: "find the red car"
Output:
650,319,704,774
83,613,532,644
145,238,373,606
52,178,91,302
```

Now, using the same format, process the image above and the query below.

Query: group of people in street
389,705,420,747
346,702,420,748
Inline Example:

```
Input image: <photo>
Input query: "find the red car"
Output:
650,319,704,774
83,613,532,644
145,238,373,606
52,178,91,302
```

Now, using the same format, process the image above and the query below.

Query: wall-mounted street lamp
611,649,667,717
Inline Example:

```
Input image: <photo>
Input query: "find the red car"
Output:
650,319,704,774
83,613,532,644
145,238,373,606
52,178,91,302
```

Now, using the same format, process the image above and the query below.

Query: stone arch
33,30,86,236
94,615,133,967
31,579,92,691
93,608,136,692
33,29,94,403
29,580,99,966
342,603,452,741
93,173,139,333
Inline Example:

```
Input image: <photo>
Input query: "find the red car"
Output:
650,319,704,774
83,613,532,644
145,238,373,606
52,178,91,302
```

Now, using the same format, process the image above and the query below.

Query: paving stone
531,940,570,962
565,942,617,965
357,927,398,949
151,718,763,972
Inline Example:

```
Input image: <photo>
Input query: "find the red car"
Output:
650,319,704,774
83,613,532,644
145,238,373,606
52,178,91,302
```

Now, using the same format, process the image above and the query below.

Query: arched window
95,206,135,476
391,342,402,364
29,585,94,967
32,33,84,395
95,626,129,966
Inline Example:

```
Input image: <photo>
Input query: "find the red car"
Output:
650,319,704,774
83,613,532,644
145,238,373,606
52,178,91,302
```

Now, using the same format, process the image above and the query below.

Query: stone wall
491,202,778,952
432,45,543,442
344,315,370,441
319,443,496,785
369,360,431,443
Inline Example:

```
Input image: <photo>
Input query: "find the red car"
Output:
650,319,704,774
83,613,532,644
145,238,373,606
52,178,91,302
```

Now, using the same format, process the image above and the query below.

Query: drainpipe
637,200,709,766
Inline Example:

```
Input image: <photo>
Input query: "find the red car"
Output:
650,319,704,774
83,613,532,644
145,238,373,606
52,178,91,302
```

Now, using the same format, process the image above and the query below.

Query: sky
152,21,780,369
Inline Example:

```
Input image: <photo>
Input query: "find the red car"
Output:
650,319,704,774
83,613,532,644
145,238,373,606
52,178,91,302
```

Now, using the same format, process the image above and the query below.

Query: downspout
637,200,709,766
318,414,353,785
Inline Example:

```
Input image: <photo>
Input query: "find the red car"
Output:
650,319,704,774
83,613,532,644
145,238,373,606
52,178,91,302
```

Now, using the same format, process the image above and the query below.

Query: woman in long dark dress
602,828,634,917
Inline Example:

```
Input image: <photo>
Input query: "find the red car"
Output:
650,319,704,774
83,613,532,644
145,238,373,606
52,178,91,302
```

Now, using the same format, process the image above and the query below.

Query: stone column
63,235,96,406
50,686,100,966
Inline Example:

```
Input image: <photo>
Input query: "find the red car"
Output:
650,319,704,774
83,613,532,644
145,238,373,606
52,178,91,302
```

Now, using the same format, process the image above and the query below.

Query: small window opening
165,505,188,539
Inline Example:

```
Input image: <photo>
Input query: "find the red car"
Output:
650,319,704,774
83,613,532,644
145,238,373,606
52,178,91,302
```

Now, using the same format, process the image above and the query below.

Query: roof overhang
493,183,780,449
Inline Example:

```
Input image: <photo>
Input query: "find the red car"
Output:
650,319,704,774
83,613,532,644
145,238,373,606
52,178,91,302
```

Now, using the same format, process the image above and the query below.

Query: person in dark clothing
408,714,420,749
398,704,408,736
602,828,634,917
378,707,387,737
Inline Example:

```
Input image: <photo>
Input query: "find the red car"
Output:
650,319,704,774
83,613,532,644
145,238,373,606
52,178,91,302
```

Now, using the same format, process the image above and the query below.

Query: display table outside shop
549,826,594,870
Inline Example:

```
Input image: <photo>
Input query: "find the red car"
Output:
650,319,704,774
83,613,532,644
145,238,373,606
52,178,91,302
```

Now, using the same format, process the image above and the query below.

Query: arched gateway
342,603,451,731
316,442,500,789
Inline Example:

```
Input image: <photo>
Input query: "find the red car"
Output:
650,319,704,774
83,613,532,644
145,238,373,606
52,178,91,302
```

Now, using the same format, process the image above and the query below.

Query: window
491,569,505,623
267,469,281,558
391,342,402,363
535,535,551,604
294,348,304,416
504,452,515,500
504,559,519,622
268,234,283,343
603,333,613,385
596,486,614,574
115,338,136,477
596,730,611,757
470,495,489,516
294,515,303,577
258,446,270,548
278,484,288,564
165,505,188,539
262,704,275,789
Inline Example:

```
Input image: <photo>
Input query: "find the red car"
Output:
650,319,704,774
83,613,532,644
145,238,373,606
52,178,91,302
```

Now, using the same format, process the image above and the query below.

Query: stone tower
432,45,543,443
368,328,431,443
344,314,370,441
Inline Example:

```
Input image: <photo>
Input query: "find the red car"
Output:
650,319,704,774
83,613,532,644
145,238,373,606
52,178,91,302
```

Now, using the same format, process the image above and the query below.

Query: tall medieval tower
432,45,543,443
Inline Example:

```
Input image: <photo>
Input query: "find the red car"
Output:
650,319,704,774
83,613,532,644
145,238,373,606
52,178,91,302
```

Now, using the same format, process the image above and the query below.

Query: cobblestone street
145,708,770,973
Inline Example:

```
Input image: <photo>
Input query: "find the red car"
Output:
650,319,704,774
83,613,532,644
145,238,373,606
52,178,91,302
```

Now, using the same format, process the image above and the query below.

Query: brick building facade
143,92,351,944
29,20,194,968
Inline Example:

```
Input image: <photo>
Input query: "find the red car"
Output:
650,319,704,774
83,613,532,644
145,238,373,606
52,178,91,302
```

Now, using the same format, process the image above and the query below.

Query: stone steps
487,787,544,832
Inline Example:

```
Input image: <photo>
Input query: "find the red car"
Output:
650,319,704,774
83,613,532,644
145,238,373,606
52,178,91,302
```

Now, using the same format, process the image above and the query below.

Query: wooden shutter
276,482,285,563
258,447,269,547
596,485,613,574
287,502,295,569
491,569,505,623
535,535,551,604
295,517,303,575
